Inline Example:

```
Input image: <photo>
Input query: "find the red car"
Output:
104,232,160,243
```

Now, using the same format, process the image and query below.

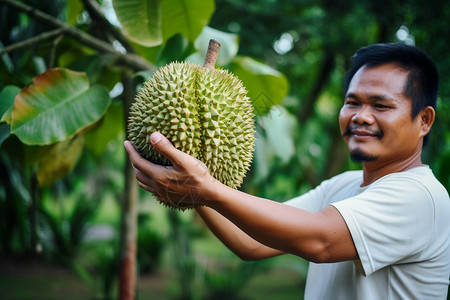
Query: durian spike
203,39,221,70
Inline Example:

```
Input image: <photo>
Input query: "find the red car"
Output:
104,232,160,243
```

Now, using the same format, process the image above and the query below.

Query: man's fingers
124,135,210,208
125,133,203,174
138,181,155,194
123,140,147,169
150,132,186,168
134,168,155,187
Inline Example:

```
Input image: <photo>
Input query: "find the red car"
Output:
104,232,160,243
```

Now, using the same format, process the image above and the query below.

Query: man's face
339,63,424,165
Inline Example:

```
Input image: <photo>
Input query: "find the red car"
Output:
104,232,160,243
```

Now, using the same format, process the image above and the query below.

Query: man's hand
124,132,215,208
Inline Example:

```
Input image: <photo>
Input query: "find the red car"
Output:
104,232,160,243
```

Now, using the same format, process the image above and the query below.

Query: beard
349,149,378,162
343,125,382,163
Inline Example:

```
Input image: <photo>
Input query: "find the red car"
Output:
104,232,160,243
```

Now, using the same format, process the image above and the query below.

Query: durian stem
203,39,221,70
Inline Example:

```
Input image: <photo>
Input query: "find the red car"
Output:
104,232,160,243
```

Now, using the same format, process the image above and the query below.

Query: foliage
113,0,215,46
1,0,449,299
0,149,31,255
9,68,111,145
202,257,269,300
0,0,287,187
137,213,165,274
38,195,98,262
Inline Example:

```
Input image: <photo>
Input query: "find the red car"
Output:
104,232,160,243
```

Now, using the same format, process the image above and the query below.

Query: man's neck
361,152,424,186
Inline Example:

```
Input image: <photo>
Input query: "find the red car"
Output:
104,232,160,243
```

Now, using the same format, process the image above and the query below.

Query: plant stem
203,39,221,70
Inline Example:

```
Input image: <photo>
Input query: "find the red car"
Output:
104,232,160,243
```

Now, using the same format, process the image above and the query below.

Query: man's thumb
150,132,182,165
150,132,163,145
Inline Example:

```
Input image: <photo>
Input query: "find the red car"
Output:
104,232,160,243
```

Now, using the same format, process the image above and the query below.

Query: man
124,43,450,299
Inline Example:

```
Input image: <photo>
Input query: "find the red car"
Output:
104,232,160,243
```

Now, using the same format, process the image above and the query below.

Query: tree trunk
119,72,139,300
296,51,335,125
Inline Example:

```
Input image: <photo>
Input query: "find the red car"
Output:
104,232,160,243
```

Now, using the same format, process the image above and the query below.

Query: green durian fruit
127,39,255,209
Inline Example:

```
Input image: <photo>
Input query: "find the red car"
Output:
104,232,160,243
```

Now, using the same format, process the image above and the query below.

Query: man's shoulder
378,166,447,196
364,166,450,211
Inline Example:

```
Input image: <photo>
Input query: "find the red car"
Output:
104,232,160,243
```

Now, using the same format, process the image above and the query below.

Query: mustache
342,125,383,139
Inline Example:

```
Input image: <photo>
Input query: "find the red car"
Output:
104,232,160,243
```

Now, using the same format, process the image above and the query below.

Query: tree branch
81,0,134,53
0,0,154,72
48,33,64,69
0,28,65,55
322,125,348,179
296,52,335,124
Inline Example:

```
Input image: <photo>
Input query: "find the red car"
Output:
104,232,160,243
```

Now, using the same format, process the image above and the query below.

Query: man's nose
351,105,374,124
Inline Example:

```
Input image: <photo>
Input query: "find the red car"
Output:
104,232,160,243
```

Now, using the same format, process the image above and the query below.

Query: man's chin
349,150,378,162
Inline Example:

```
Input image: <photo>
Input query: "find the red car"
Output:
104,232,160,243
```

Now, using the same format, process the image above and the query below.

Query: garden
1,0,449,299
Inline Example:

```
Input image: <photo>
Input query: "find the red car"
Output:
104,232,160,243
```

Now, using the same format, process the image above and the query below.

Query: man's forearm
203,180,357,263
195,206,284,260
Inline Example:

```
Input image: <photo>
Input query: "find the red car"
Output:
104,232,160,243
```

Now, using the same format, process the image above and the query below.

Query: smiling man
340,62,435,184
124,43,450,299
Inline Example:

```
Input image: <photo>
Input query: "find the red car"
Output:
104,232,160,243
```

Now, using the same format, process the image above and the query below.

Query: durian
127,39,255,209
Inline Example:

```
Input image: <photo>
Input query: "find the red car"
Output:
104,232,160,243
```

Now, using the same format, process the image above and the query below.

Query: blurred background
1,0,449,299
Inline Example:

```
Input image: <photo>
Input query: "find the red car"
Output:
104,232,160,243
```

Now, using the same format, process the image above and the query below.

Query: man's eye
345,101,358,106
375,104,389,109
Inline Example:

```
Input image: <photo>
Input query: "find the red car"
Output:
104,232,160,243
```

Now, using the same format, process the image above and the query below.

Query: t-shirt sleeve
332,175,435,277
285,171,363,212
285,177,334,212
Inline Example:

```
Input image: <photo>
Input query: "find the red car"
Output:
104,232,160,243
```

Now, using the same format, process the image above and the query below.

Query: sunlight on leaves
231,57,289,115
113,0,162,46
113,0,215,46
10,68,111,145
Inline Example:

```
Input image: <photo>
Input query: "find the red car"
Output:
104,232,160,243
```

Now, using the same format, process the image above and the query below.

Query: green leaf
231,57,289,115
84,100,124,156
113,0,162,47
0,123,10,148
186,26,239,67
113,0,215,46
133,70,157,82
35,135,85,187
156,34,190,66
66,0,84,25
0,85,21,124
258,106,296,164
10,68,111,145
161,0,215,43
252,132,272,183
129,41,162,65
66,54,121,90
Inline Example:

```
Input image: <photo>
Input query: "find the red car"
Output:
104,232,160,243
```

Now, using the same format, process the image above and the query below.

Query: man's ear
419,106,435,137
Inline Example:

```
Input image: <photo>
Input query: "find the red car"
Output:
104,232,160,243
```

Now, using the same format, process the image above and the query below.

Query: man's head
339,43,438,164
344,43,439,146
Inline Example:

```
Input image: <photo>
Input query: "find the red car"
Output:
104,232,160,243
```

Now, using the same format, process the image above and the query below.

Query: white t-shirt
285,166,450,300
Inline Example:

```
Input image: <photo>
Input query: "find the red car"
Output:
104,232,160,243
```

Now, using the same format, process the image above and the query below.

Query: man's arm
124,132,358,263
196,206,285,260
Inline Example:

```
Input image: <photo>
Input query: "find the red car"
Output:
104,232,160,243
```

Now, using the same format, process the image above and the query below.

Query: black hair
344,43,439,146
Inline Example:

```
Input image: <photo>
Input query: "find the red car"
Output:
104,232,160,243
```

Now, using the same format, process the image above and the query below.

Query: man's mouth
342,126,383,139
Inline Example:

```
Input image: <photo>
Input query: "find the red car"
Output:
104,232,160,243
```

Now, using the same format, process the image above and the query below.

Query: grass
0,258,91,300
0,253,306,300
242,267,306,300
